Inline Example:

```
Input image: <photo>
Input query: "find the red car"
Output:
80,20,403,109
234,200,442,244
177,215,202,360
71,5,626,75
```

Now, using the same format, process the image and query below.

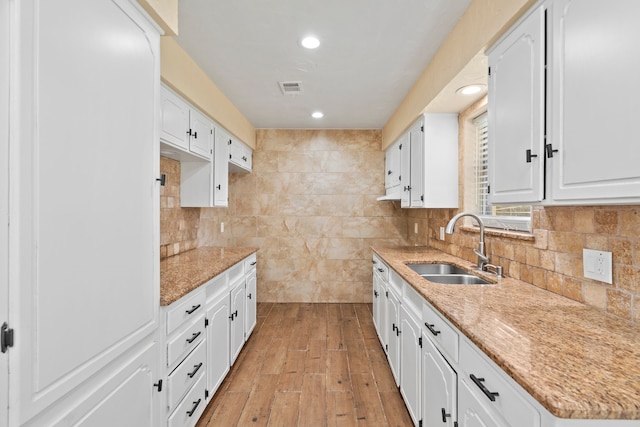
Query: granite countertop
372,246,640,420
160,246,258,306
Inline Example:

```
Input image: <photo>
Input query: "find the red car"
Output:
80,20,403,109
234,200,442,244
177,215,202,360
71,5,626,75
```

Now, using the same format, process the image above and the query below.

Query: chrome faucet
445,212,489,270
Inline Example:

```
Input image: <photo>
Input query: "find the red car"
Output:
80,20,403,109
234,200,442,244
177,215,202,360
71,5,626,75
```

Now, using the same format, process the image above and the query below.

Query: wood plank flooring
196,303,413,427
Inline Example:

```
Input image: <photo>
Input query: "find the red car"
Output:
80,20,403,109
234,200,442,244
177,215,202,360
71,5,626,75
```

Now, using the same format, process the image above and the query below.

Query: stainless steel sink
422,274,492,285
407,263,468,275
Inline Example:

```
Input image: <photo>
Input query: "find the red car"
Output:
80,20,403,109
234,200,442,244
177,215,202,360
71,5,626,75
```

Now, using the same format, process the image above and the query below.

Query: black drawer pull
187,362,203,378
441,407,452,422
470,374,499,402
377,268,384,273
186,398,202,417
425,322,441,336
374,290,379,297
250,261,257,266
248,293,252,300
185,304,201,315
186,331,201,344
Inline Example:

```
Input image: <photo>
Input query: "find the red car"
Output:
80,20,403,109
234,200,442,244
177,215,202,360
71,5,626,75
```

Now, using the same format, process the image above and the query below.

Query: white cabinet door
245,269,257,338
399,306,421,426
409,119,425,208
161,86,190,151
206,293,230,398
9,0,160,424
229,282,246,364
385,140,402,191
188,109,213,160
372,272,383,338
213,127,230,207
459,379,509,427
547,0,640,204
399,132,411,208
488,5,545,205
387,291,401,386
422,333,457,427
0,1,8,424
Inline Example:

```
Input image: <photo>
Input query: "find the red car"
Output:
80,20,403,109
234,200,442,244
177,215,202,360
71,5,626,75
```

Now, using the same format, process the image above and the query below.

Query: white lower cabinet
422,331,457,427
459,378,508,427
399,305,422,425
162,252,257,427
386,289,401,386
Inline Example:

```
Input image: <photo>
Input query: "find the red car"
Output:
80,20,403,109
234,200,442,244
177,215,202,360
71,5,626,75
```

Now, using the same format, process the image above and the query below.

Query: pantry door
0,0,9,424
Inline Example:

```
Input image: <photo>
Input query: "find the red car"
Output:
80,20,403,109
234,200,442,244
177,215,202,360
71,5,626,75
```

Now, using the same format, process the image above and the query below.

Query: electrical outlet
414,223,418,234
583,249,612,284
221,222,225,233
439,226,445,241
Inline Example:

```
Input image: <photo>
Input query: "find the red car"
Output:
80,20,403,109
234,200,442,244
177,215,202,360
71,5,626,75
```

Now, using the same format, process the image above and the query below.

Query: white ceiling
175,0,476,129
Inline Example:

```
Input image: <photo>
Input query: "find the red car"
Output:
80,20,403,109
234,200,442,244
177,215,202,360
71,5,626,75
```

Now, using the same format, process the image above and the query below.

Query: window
473,113,531,232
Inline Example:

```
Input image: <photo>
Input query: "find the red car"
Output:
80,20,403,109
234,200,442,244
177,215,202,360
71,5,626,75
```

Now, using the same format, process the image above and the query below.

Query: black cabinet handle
186,331,201,344
248,293,252,300
187,362,203,378
187,129,192,136
392,323,396,332
470,374,499,402
185,304,201,315
425,322,441,336
250,261,257,266
374,290,379,298
186,398,202,417
193,131,197,139
377,268,384,273
216,184,221,190
545,143,558,158
525,149,538,163
387,170,392,175
442,407,452,422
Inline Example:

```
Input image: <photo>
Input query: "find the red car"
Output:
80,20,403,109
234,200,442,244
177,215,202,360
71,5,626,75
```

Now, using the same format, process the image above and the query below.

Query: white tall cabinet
5,1,161,425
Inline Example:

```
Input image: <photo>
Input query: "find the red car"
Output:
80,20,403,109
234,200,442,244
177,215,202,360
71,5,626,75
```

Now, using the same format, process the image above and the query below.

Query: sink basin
422,274,492,285
407,263,468,275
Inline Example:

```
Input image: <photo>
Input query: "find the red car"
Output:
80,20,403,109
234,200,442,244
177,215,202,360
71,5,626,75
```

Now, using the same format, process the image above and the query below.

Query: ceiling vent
278,81,303,95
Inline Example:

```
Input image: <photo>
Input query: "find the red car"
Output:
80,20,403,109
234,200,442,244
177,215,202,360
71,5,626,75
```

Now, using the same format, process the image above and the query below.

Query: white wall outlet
220,222,225,233
583,249,612,284
414,222,418,234
439,226,445,241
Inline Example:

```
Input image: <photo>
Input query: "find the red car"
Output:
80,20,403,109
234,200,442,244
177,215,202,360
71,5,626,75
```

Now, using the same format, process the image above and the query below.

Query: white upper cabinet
402,114,459,208
489,0,640,205
547,0,640,204
228,136,253,173
160,85,212,161
384,139,402,192
488,4,545,205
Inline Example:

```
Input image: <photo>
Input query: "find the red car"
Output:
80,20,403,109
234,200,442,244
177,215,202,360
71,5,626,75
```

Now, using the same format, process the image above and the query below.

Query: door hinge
385,344,388,351
420,195,424,202
399,143,402,150
421,125,424,132
418,337,422,348
385,291,389,298
153,379,163,392
1,322,13,353
205,389,210,399
487,184,491,194
488,66,491,77
205,318,209,327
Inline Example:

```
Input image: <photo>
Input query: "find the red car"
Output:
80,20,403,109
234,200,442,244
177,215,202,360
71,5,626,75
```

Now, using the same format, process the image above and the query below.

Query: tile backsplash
160,156,200,258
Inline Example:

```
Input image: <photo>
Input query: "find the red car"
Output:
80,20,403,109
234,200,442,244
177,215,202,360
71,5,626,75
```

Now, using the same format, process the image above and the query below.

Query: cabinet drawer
244,253,257,272
205,273,227,305
167,340,207,412
422,302,459,363
372,255,389,281
168,372,207,427
460,340,539,427
227,262,244,286
167,316,205,368
167,289,205,335
388,270,402,299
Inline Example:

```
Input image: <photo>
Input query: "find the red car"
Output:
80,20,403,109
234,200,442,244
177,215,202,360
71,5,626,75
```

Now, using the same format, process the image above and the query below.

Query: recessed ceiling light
301,36,320,49
456,84,487,96
311,111,324,119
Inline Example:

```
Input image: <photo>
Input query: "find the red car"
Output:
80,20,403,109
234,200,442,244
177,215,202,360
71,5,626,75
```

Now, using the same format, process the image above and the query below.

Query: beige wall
198,130,409,302
138,0,178,35
160,38,256,149
382,0,536,148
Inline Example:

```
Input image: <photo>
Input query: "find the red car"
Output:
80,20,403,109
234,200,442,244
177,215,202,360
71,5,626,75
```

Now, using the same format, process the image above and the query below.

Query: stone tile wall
198,129,409,302
160,156,200,258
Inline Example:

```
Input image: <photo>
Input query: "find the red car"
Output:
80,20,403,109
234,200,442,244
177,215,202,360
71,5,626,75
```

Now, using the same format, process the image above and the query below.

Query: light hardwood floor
196,303,413,427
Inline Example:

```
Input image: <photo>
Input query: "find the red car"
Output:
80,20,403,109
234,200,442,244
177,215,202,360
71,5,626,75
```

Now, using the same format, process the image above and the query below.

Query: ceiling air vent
278,81,303,95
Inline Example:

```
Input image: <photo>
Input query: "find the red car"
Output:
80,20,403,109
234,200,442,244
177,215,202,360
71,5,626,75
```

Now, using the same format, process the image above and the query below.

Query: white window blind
473,113,531,232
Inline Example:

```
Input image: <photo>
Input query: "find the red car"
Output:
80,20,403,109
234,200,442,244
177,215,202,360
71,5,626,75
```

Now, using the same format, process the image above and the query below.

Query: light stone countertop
372,246,640,420
160,246,258,306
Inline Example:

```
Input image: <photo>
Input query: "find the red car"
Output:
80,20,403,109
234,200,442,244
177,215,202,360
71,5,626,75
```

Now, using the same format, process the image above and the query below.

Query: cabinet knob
387,170,392,175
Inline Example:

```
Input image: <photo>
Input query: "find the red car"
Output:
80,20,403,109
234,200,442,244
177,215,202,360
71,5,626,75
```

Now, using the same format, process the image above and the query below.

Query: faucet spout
445,212,488,269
